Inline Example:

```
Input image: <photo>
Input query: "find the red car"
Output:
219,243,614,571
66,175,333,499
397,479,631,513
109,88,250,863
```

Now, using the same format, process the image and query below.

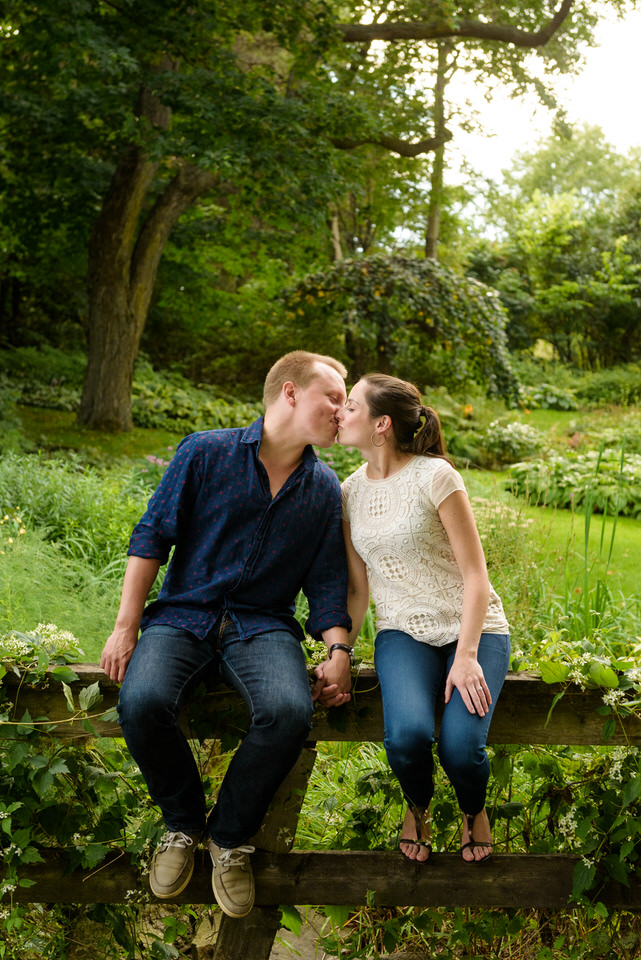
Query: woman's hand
445,653,491,716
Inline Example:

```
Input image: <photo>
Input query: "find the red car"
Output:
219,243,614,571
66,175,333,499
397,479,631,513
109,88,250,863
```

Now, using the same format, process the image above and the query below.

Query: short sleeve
341,474,354,522
430,459,467,509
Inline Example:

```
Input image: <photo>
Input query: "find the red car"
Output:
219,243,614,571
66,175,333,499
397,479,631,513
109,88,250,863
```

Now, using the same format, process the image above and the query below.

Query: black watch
328,642,355,667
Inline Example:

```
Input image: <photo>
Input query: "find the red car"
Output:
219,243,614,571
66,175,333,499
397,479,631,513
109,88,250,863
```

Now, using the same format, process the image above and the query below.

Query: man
100,351,354,919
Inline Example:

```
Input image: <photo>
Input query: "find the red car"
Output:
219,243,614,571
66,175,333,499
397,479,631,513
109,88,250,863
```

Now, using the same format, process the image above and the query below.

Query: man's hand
312,652,352,708
100,628,138,684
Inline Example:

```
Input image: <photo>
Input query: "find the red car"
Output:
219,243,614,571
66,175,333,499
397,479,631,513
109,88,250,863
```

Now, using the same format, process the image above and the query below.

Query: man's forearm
114,555,162,635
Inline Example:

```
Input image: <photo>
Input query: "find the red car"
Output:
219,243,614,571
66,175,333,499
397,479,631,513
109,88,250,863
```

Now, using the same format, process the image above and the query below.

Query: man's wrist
328,642,355,667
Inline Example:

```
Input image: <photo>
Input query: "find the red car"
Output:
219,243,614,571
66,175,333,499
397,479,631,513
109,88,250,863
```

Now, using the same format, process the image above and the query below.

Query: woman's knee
438,738,487,783
385,723,433,770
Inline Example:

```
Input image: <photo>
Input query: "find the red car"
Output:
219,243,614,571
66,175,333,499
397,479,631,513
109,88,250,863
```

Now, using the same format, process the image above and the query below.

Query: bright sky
449,8,641,181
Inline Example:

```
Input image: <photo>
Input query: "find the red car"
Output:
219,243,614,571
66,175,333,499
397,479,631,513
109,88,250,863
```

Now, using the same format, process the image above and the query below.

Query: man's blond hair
263,351,348,408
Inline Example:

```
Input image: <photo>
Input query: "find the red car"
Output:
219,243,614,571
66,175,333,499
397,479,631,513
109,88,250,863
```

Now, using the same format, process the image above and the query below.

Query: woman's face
335,380,375,448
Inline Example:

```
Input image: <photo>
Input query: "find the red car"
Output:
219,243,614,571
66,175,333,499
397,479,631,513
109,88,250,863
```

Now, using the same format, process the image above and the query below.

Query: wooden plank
4,850,640,910
2,666,640,746
213,747,317,960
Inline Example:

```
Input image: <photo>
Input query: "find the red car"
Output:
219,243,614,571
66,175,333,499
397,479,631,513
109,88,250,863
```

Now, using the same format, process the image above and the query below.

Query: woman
337,374,510,864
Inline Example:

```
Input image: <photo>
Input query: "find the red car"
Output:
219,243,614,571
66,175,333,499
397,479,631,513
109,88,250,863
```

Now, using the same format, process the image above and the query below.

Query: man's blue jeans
118,617,313,848
374,630,510,816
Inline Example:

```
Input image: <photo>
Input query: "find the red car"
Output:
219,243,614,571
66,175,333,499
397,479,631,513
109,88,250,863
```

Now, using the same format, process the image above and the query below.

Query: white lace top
341,456,509,646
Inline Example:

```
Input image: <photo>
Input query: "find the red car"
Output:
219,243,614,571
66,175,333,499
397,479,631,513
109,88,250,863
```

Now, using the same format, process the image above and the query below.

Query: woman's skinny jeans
118,617,313,849
374,630,510,816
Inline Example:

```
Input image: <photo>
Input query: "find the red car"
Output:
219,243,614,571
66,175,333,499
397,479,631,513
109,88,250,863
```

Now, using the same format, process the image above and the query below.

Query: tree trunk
77,61,220,432
425,42,452,260
77,151,220,431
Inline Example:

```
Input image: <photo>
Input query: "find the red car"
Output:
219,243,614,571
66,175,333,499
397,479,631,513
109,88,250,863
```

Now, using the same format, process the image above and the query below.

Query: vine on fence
2,625,641,958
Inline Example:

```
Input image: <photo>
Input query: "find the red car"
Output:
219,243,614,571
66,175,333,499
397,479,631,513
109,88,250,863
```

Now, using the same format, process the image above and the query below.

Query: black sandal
460,812,493,863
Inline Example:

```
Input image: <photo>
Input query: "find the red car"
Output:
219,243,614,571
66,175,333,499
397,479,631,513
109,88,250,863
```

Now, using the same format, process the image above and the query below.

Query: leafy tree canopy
276,253,521,403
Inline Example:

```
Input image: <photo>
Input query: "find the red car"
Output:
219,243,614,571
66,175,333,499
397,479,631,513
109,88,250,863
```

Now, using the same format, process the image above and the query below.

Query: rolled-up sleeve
127,435,201,563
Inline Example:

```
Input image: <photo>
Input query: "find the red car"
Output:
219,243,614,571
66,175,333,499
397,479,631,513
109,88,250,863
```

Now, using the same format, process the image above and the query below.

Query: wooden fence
2,665,641,959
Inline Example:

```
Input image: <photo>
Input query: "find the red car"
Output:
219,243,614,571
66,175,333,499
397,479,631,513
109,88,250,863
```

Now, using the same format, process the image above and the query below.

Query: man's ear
283,381,296,406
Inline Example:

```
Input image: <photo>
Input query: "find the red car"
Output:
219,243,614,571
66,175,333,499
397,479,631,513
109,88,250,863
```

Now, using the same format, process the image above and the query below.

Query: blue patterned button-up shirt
128,418,350,642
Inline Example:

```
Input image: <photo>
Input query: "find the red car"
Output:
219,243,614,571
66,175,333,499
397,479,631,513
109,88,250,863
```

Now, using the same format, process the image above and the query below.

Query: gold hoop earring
370,432,386,448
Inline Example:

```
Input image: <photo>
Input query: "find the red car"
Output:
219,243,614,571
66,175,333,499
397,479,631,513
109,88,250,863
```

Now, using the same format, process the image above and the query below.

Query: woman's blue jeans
118,617,313,848
374,630,510,816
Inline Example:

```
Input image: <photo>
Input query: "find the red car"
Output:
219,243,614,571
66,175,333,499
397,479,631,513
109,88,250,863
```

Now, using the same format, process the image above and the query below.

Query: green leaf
604,854,630,886
52,665,80,685
279,905,303,936
602,715,616,741
539,661,571,684
589,662,619,688
324,905,351,928
572,860,596,898
100,706,119,724
622,777,641,807
79,681,102,712
495,802,525,819
61,682,76,713
545,690,566,727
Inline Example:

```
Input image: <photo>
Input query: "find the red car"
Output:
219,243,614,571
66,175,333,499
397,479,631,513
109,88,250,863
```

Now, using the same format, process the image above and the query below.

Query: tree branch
339,0,574,48
130,163,221,311
331,131,452,158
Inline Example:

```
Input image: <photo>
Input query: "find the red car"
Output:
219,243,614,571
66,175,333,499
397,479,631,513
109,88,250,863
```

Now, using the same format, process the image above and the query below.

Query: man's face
293,364,347,448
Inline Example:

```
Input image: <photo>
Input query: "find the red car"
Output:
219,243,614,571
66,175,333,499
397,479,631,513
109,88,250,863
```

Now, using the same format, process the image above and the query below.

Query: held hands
312,652,352,708
445,653,491,717
99,629,138,684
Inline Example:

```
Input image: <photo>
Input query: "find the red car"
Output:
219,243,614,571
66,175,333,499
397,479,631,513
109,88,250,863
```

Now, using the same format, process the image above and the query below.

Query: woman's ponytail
412,405,448,458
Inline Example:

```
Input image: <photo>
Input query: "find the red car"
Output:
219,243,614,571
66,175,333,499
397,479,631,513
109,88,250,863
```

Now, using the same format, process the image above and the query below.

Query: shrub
508,449,641,517
483,419,544,465
522,381,578,410
575,364,641,407
278,254,522,405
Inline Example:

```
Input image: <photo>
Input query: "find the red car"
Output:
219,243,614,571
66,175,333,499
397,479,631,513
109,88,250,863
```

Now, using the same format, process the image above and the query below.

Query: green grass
0,528,122,660
464,468,641,597
17,406,185,461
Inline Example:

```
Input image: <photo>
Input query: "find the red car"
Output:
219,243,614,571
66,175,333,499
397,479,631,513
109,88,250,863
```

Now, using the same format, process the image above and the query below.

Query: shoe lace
218,845,255,867
157,831,196,853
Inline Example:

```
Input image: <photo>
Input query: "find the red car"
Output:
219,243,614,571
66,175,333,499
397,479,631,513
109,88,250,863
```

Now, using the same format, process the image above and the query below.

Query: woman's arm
438,490,491,716
343,519,370,646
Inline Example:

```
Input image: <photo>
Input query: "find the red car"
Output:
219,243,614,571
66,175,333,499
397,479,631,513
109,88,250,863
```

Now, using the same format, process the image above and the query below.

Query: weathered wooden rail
2,665,641,959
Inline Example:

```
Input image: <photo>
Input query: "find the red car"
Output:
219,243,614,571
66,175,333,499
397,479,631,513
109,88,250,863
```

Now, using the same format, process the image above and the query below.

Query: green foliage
0,378,24,453
574,363,641,407
509,449,641,517
483,418,544,465
522,381,579,411
130,363,263,433
277,254,522,403
0,347,264,434
315,444,363,483
468,127,641,369
0,453,145,571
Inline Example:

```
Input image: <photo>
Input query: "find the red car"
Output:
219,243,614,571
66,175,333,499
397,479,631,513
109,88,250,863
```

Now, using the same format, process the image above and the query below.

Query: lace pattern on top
342,456,509,646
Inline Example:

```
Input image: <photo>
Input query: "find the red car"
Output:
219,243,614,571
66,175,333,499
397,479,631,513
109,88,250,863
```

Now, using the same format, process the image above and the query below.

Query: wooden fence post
209,745,317,960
